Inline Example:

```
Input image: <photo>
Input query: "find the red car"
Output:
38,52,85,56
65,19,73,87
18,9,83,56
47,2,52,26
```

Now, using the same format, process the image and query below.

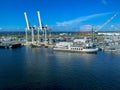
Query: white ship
53,42,98,54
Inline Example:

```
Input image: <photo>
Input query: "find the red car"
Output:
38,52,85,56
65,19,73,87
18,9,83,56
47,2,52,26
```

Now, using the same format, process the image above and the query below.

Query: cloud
80,25,93,31
110,25,114,28
52,12,117,32
56,12,111,27
110,24,120,31
102,0,107,5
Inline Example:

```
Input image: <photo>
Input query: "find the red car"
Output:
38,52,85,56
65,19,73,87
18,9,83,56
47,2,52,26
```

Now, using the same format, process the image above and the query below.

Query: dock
0,41,22,49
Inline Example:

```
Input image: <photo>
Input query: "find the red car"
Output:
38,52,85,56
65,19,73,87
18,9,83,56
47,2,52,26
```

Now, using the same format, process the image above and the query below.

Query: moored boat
53,42,98,54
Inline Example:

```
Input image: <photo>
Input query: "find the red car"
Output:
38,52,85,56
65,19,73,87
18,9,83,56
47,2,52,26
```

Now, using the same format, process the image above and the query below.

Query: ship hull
53,47,98,54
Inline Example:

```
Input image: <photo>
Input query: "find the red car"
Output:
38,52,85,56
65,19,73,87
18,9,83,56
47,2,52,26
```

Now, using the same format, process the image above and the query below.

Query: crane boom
96,13,118,32
24,12,30,30
37,11,43,30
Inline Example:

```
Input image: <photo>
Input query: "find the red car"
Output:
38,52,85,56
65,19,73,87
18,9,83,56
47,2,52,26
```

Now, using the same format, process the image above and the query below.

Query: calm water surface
0,47,120,90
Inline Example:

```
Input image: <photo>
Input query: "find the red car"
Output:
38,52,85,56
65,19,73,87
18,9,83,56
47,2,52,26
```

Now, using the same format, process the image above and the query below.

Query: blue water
0,47,120,90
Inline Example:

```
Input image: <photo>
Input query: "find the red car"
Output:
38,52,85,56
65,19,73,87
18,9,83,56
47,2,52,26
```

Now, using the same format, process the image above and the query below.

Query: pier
0,41,22,49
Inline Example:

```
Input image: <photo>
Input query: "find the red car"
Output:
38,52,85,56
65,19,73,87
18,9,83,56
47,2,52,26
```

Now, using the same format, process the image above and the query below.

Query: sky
0,0,120,32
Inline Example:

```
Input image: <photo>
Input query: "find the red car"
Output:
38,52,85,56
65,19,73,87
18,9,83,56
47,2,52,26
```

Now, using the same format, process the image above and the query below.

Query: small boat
53,42,98,54
31,43,42,48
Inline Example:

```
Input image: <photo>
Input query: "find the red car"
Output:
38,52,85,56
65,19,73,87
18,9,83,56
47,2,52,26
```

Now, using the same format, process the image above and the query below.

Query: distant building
73,37,91,43
97,31,120,36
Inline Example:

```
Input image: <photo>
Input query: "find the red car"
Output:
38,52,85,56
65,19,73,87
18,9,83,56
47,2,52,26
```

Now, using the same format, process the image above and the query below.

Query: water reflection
1,47,120,89
53,51,97,63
